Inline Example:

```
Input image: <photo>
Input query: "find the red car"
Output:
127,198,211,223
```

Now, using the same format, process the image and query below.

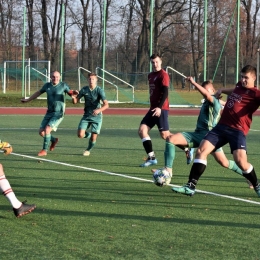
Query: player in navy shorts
172,65,260,197
138,53,171,167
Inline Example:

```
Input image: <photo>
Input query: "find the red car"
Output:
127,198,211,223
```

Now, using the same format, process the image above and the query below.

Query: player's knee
166,134,176,143
39,131,44,137
78,133,84,138
160,132,169,140
138,129,145,138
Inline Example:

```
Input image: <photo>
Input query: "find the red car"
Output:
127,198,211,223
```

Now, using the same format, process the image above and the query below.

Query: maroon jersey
219,81,260,135
148,69,170,110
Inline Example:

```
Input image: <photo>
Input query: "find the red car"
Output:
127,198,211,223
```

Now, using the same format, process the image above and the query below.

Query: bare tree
26,0,35,59
40,0,68,69
241,0,260,61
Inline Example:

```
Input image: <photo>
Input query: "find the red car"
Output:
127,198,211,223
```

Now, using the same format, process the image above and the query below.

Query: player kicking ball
172,65,260,197
152,78,245,189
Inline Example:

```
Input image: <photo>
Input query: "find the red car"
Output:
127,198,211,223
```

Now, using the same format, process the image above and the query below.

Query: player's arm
186,77,213,103
158,86,168,109
152,86,168,117
67,90,79,104
100,99,109,112
21,90,42,103
215,88,234,99
92,99,109,116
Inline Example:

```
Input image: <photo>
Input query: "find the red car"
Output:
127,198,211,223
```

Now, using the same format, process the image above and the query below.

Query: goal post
78,67,120,103
2,59,51,97
96,67,134,103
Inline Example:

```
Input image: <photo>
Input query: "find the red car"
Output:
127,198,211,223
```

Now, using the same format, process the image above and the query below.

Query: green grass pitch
0,114,260,259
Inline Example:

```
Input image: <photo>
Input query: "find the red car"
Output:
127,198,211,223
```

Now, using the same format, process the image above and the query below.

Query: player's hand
215,89,222,99
152,107,161,117
0,141,13,155
186,76,195,84
92,109,100,116
72,90,79,95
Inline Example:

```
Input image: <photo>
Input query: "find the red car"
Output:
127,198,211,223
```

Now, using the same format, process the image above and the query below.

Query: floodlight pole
102,0,107,89
60,3,65,81
22,7,26,97
203,0,208,81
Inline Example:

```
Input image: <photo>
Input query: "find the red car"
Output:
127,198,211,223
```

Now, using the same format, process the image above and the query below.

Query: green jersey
195,96,222,132
40,82,71,116
77,86,106,119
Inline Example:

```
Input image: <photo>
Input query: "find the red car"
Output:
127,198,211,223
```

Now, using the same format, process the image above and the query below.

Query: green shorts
78,116,102,134
182,130,222,152
40,114,64,132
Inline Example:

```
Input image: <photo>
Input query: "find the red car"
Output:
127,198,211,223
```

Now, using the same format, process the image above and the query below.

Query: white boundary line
10,152,260,206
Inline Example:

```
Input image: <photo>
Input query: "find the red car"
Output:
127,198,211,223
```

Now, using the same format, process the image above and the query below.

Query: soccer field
1,114,260,259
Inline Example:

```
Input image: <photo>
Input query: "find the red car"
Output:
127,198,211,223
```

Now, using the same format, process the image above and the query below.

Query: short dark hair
201,80,212,87
241,65,256,76
88,73,97,78
150,53,161,59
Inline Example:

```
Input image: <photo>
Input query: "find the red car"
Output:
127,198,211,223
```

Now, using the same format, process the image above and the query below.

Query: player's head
202,80,215,94
240,65,256,88
150,53,162,72
51,71,61,85
88,73,98,88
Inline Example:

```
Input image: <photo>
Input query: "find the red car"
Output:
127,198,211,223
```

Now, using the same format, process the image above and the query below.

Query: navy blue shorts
140,109,169,132
204,124,246,154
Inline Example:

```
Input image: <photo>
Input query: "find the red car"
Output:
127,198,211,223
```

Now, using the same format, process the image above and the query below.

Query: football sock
187,160,207,188
0,175,22,208
164,141,175,168
142,137,154,156
84,132,91,139
43,134,51,150
228,160,243,175
86,141,96,151
242,165,258,187
148,152,155,159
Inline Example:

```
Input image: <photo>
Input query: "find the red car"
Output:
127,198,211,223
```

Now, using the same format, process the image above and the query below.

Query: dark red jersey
219,81,260,135
148,69,170,110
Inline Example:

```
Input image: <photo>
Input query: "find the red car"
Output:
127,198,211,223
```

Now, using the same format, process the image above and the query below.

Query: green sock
43,134,51,150
86,141,96,151
164,141,175,168
84,132,91,139
228,160,243,175
50,135,56,142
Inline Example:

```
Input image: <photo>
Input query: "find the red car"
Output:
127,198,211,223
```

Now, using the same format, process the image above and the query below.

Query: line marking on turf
10,152,260,206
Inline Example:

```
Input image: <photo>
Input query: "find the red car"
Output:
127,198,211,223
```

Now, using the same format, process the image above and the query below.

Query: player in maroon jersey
138,53,170,167
172,65,260,197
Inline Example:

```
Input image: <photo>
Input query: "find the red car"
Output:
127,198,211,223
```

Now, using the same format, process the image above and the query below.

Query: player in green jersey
21,71,77,156
152,77,245,185
72,73,109,156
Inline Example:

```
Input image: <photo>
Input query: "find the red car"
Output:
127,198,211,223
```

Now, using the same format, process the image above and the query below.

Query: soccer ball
153,168,172,187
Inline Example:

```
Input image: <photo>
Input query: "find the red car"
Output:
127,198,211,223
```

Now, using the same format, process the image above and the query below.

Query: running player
138,53,170,167
172,65,260,197
72,73,109,156
21,71,77,156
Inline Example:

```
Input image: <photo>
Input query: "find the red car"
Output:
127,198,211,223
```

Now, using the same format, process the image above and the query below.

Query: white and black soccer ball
153,168,172,187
